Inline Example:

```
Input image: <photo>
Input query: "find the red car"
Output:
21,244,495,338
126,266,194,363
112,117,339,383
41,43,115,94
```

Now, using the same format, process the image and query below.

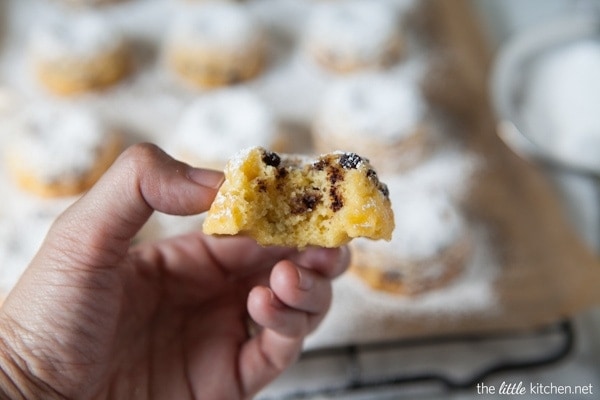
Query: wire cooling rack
259,320,574,399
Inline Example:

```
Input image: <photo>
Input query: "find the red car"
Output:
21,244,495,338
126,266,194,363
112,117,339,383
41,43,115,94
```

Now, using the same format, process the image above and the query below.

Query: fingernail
297,268,314,291
187,167,224,189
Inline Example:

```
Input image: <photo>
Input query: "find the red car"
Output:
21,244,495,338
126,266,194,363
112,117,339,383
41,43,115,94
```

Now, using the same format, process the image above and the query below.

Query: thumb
45,143,223,267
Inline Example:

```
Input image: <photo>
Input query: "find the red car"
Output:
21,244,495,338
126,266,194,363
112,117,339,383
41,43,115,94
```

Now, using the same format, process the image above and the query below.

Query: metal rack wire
261,320,574,399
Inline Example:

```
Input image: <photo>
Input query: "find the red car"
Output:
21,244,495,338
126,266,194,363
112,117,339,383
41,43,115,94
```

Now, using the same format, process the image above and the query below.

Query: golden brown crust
167,44,265,89
34,44,130,96
307,37,404,74
7,134,122,198
349,236,471,296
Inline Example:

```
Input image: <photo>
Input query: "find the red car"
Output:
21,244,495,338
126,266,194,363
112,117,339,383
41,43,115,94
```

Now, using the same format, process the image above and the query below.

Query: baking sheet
0,0,599,353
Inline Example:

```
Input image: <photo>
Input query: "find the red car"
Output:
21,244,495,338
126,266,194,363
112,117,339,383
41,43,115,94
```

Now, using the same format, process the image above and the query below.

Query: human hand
0,144,349,399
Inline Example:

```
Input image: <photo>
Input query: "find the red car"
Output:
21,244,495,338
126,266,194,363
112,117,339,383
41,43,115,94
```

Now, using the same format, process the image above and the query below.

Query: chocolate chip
329,186,344,212
226,68,243,84
366,169,389,198
262,150,281,167
328,166,344,184
256,179,268,192
313,159,328,171
379,183,390,198
290,190,323,214
276,167,288,179
339,153,363,169
383,270,404,282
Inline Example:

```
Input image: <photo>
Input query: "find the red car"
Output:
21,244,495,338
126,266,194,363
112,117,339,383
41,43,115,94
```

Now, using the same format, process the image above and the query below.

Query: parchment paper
0,0,598,350
305,0,600,349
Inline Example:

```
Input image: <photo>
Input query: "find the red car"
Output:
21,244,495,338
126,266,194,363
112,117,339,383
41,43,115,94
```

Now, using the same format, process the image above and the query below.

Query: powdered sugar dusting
208,195,235,221
304,0,399,62
523,40,600,172
353,146,477,260
30,12,124,61
357,184,465,260
316,72,426,142
6,103,108,183
227,146,260,173
305,225,498,349
397,144,479,198
0,0,496,352
169,2,262,50
171,89,276,164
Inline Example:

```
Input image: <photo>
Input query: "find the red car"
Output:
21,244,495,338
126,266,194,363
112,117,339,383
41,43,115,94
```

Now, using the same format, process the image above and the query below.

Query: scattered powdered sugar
204,192,235,221
0,0,495,348
331,150,367,169
388,143,480,199
330,144,485,348
523,39,600,172
171,89,276,163
226,146,316,174
305,225,498,349
7,103,107,183
354,182,466,260
30,12,124,61
168,2,262,50
304,0,399,62
316,72,426,142
354,145,477,259
225,146,260,172
378,147,478,259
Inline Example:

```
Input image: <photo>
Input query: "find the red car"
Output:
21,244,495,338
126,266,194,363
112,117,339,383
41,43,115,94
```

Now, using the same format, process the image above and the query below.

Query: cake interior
203,147,394,248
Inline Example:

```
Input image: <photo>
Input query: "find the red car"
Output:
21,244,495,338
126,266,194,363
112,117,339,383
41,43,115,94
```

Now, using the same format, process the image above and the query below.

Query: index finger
46,143,224,268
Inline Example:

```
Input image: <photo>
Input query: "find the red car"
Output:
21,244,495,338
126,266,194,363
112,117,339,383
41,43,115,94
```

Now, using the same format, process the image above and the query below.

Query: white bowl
491,14,600,175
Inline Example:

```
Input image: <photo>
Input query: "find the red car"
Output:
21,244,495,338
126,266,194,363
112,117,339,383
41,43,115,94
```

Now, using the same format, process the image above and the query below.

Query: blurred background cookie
313,72,431,173
168,88,281,170
4,103,122,198
29,13,130,96
350,183,472,296
165,2,266,89
303,0,403,74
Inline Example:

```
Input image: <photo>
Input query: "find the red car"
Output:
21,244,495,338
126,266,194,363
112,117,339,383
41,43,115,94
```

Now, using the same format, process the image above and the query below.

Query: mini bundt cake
165,2,265,89
350,181,472,296
313,72,431,173
4,104,121,198
169,88,281,170
303,0,403,73
30,13,130,96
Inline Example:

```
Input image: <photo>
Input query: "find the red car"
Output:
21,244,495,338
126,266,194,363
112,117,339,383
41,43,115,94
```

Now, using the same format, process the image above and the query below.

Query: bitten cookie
203,146,394,248
30,14,130,96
